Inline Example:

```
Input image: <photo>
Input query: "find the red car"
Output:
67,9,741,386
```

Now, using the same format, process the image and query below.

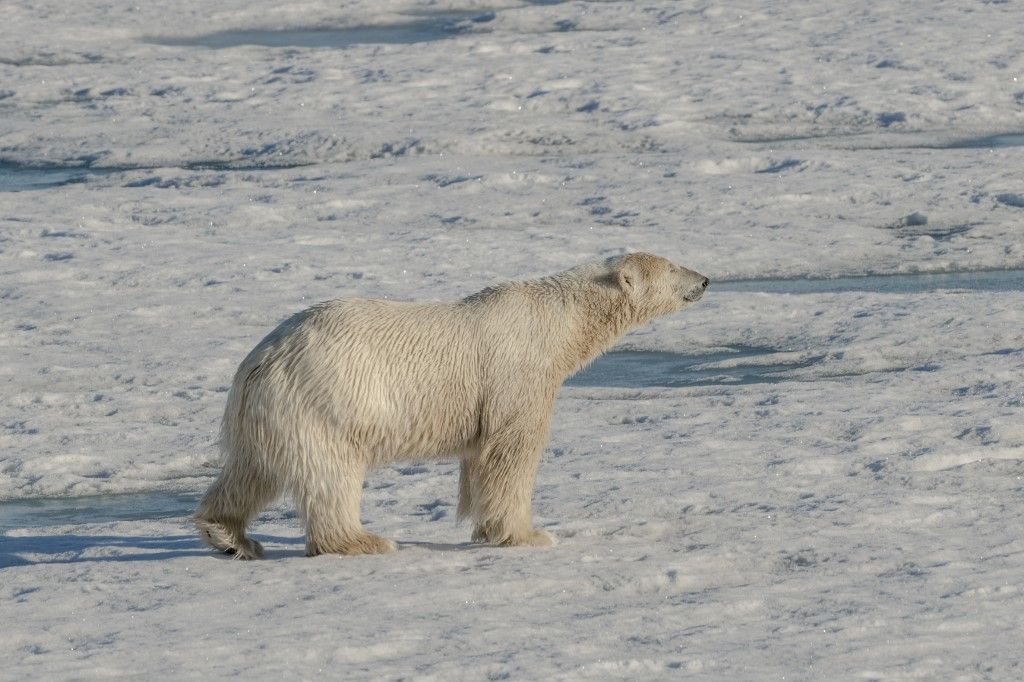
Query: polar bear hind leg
193,457,281,560
296,461,397,557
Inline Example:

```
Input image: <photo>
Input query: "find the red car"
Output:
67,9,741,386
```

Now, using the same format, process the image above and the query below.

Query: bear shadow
256,539,482,559
0,526,491,566
0,532,306,567
398,540,480,553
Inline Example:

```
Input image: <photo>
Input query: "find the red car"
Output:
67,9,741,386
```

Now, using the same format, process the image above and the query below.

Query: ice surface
2,0,1024,678
946,133,1024,149
566,348,826,389
0,162,109,193
144,12,491,50
0,492,200,532
717,268,1024,295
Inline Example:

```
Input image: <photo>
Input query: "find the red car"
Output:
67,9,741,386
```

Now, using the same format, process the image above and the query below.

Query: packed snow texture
2,0,1023,679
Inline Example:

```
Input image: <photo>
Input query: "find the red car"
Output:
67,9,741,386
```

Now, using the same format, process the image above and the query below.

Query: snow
2,0,1024,678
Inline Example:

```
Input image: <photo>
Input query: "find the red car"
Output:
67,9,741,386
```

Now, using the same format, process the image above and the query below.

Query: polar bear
194,252,708,558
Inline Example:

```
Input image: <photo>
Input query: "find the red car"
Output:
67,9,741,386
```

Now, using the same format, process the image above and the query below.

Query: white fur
194,253,708,558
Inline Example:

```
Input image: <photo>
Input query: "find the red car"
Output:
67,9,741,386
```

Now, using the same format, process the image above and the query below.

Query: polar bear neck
505,270,643,378
554,279,640,376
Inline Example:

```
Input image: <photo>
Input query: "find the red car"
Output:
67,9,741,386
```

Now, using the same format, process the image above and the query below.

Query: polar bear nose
701,278,709,289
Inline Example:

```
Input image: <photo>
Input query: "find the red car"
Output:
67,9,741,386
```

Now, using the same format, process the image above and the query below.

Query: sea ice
2,0,1023,678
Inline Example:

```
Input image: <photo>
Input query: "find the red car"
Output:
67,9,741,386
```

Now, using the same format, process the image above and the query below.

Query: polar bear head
609,252,708,320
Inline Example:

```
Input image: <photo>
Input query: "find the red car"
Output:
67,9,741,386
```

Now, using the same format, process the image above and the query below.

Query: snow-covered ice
2,0,1024,678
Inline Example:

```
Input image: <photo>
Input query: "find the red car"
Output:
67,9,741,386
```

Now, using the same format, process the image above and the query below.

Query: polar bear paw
306,532,398,557
224,537,265,560
507,528,556,548
195,518,265,560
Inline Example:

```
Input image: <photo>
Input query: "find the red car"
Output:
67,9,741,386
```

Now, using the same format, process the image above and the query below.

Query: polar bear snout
678,268,709,303
687,276,709,301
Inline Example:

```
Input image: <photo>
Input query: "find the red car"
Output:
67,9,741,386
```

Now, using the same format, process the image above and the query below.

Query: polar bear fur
194,252,708,558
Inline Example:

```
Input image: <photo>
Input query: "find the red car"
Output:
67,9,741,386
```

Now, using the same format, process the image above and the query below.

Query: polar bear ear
616,255,644,294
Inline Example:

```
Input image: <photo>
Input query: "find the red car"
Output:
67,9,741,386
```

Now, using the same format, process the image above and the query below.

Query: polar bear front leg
468,422,555,548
